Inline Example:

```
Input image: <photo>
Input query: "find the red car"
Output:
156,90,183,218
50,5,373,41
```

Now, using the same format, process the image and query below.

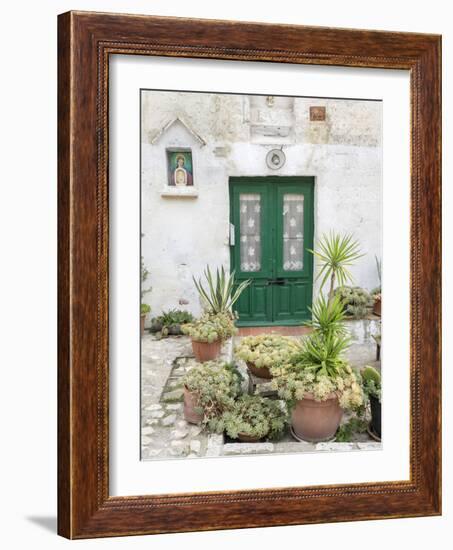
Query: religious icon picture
167,150,194,186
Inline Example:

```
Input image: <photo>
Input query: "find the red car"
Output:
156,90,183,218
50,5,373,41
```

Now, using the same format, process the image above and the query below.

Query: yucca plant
296,331,351,378
305,293,347,337
193,265,250,315
307,232,364,302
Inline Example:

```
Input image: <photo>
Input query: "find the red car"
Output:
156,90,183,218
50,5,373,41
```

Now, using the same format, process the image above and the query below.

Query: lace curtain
239,194,261,272
283,194,304,271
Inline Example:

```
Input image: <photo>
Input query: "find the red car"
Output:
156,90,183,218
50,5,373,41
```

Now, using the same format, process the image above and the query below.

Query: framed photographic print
58,11,441,538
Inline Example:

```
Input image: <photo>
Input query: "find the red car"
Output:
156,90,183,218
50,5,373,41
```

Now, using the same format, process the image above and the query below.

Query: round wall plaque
266,148,286,170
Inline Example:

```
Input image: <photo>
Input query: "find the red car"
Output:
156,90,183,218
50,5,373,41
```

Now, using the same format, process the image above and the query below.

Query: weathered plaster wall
141,91,382,319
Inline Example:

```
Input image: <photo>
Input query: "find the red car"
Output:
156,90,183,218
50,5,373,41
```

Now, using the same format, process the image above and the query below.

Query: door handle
267,278,286,285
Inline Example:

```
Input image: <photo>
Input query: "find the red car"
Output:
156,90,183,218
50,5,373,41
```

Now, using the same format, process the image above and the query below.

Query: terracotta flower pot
373,296,381,316
237,432,262,443
183,386,203,424
140,314,146,336
291,392,343,442
191,339,221,362
246,361,272,379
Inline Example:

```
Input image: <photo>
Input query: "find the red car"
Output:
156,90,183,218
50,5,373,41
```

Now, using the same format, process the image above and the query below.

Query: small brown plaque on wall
310,106,326,121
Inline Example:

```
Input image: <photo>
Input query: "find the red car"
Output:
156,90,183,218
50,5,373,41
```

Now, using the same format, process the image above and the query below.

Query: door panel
230,177,314,326
231,184,273,324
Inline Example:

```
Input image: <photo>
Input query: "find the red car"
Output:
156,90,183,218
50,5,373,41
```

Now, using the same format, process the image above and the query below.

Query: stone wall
141,91,382,319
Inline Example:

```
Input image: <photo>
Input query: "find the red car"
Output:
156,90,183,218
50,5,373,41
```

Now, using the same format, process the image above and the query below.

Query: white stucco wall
141,91,382,319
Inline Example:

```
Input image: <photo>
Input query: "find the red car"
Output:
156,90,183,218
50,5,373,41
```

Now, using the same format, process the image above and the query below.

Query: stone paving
141,336,234,460
141,326,382,461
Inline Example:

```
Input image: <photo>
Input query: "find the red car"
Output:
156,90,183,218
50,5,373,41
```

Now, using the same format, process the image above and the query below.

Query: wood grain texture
57,10,442,539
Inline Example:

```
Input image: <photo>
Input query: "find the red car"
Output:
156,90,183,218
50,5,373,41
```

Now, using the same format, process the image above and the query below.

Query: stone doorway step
237,326,312,337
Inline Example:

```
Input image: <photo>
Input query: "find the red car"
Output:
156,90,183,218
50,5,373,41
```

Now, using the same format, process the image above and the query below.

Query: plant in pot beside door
271,331,363,442
182,361,243,425
182,312,237,362
361,365,382,440
235,334,301,379
184,265,250,361
218,394,288,442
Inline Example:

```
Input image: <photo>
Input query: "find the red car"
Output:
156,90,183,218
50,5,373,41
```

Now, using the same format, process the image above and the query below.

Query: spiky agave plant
305,293,347,338
307,232,364,302
193,265,250,315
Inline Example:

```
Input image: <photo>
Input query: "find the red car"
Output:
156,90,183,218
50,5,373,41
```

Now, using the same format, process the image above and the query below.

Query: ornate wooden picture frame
58,11,441,539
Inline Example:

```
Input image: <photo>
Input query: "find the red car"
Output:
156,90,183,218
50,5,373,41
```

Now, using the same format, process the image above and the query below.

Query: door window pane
239,194,261,272
283,194,304,271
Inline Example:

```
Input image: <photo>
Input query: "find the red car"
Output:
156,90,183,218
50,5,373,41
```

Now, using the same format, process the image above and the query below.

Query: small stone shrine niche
149,116,206,197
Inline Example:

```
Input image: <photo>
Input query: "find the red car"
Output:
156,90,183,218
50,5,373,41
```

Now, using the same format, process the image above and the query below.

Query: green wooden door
230,177,314,326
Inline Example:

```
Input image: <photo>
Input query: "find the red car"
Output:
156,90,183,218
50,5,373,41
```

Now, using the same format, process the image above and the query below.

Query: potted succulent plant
361,365,382,440
182,361,243,425
234,334,301,379
183,265,250,361
140,303,151,336
182,312,237,361
218,395,288,442
271,331,364,442
150,309,194,337
271,233,364,442
334,286,373,319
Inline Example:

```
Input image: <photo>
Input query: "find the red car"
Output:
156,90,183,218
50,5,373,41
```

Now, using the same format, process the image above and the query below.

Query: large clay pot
140,314,146,336
291,392,343,442
373,296,381,316
191,339,221,362
369,395,381,439
246,361,272,380
183,386,203,424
